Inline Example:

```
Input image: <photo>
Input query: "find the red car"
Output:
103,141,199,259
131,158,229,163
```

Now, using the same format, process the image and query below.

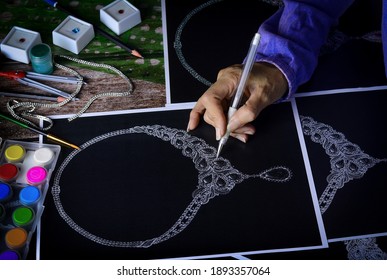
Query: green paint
12,206,34,226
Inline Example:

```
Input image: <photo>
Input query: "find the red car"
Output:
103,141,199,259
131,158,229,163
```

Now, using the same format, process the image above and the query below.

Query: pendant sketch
300,116,387,214
52,125,292,248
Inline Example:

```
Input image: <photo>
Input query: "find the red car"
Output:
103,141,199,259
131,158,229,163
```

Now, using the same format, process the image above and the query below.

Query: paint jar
0,182,13,202
0,250,20,260
5,144,26,163
5,228,28,250
0,163,19,182
33,147,54,166
29,43,54,74
26,166,47,185
12,206,35,227
19,185,41,206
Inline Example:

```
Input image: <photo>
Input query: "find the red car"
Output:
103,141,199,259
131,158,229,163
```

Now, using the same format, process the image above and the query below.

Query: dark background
164,0,386,103
39,104,324,259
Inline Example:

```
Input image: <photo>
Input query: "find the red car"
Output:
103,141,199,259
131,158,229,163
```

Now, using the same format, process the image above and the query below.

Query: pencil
216,33,261,158
43,0,144,59
0,113,80,150
0,91,79,102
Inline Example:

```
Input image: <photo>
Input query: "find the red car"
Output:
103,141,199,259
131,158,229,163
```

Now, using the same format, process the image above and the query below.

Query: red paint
0,163,19,182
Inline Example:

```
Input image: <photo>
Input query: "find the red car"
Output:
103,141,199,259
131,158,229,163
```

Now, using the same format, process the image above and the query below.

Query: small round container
33,147,54,166
0,182,13,202
26,166,47,185
12,206,35,227
0,203,5,221
5,227,28,250
0,163,19,182
5,144,26,163
29,43,54,74
19,185,41,206
0,250,21,260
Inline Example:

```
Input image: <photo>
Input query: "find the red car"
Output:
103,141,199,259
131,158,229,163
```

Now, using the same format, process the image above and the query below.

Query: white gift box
100,0,141,35
0,26,42,64
52,16,95,54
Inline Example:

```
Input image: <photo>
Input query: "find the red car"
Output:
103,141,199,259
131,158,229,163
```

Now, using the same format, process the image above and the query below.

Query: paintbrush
0,112,80,150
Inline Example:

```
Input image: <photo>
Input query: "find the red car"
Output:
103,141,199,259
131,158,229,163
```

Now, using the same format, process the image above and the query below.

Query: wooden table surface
0,0,166,140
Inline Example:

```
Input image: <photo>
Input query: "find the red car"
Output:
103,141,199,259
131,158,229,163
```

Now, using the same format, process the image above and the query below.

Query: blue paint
19,185,41,206
0,182,12,202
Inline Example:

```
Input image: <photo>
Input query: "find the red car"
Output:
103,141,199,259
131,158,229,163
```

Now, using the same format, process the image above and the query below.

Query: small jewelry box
0,26,42,64
52,16,95,54
100,0,141,35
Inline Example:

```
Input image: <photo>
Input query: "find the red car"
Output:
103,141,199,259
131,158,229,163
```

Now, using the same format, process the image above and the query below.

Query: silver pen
216,33,261,158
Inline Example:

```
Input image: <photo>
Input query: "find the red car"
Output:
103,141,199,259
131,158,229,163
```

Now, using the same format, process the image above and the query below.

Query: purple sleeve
255,0,355,97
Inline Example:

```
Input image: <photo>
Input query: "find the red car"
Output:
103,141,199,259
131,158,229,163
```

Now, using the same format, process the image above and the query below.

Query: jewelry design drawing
300,116,387,214
52,125,292,248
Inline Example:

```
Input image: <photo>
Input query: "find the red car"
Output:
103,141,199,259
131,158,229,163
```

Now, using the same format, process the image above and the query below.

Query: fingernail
227,118,238,132
234,134,247,143
186,121,191,132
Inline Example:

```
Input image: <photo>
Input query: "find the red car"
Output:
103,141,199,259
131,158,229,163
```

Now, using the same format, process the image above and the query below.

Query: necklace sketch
52,125,292,248
173,0,282,87
300,116,387,214
174,0,222,87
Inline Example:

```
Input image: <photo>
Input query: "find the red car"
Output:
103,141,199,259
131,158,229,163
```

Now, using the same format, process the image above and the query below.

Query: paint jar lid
5,227,28,249
5,144,26,163
12,206,34,227
0,250,20,260
29,43,51,60
29,43,53,74
26,166,47,185
33,147,54,165
19,185,41,206
0,182,13,202
0,163,19,182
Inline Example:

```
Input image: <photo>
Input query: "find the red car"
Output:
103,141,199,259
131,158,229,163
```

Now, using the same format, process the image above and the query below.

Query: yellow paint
5,144,26,163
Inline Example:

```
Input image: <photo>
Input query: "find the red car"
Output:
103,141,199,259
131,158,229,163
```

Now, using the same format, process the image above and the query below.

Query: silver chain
6,55,133,130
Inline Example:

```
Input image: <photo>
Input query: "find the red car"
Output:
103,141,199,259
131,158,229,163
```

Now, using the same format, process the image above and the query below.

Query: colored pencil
0,91,79,102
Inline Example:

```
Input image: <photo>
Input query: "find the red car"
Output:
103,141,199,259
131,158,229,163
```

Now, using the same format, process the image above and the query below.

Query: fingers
187,62,288,144
227,63,288,133
187,95,227,140
230,123,256,143
187,104,203,132
187,67,241,138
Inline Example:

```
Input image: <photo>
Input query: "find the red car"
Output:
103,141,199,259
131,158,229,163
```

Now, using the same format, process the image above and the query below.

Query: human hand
187,62,288,142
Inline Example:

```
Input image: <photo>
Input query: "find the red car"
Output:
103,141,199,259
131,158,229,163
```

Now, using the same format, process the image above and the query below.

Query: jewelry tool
43,0,144,59
216,33,261,158
0,91,79,102
0,70,82,99
0,113,80,150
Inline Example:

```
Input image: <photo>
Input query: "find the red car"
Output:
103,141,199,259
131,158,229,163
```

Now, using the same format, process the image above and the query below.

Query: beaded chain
6,55,133,130
52,125,292,248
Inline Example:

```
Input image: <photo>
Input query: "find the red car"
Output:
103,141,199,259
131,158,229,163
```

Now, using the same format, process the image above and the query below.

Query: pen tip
131,50,143,59
216,143,222,158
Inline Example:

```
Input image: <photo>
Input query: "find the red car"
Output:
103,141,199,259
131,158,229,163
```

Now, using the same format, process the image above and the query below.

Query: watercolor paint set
0,140,60,260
